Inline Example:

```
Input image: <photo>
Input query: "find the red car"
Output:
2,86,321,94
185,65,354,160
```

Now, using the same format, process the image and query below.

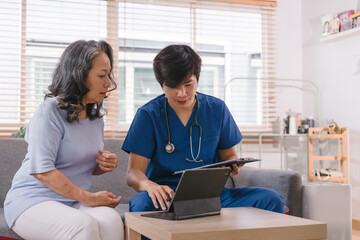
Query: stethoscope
164,95,203,163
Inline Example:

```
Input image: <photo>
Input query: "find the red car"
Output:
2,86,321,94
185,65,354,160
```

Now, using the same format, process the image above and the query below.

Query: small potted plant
12,126,26,138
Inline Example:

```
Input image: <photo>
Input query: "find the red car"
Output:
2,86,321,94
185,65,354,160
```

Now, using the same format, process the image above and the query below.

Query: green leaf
12,126,26,138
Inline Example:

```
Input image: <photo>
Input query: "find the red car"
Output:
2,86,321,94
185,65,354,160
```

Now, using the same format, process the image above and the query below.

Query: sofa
0,138,303,239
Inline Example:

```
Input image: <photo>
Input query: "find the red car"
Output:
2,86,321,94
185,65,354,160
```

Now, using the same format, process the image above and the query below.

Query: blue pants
129,187,284,213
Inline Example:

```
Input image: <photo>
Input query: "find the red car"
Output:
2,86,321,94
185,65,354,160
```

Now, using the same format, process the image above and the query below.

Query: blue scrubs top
122,92,242,186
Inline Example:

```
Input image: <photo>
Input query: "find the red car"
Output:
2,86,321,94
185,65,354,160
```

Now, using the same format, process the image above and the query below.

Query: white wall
301,0,360,219
271,0,360,219
239,0,360,219
275,0,303,117
276,0,302,79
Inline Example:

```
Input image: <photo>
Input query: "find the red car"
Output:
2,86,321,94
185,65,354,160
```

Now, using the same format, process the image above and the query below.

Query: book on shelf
350,11,360,28
338,10,354,32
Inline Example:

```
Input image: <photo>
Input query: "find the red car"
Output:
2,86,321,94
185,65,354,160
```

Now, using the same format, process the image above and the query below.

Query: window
0,0,277,137
117,1,276,133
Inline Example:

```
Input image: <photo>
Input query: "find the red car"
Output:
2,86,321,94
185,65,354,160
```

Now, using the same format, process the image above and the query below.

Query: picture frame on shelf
321,14,332,36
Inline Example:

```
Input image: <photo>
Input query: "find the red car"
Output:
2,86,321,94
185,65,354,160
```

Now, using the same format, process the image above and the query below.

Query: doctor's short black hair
153,44,202,88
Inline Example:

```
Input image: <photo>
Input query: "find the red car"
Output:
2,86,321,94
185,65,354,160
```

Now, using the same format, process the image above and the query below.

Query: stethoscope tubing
164,95,202,162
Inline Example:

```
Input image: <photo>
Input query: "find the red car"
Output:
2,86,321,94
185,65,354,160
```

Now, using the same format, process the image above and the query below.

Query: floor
354,219,360,240
353,229,360,240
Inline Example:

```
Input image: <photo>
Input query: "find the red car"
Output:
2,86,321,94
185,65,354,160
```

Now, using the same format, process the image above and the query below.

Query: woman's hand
96,150,118,172
33,169,121,208
86,191,121,208
145,181,174,211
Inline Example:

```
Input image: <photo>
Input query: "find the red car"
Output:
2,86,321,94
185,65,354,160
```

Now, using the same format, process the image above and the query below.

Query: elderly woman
4,40,124,240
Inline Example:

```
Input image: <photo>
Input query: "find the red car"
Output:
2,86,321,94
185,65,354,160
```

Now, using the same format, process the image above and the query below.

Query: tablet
142,168,231,220
173,158,261,175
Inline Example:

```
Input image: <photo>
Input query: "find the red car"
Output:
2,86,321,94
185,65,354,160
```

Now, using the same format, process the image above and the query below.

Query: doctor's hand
145,181,174,211
222,163,244,178
218,146,242,178
96,150,118,172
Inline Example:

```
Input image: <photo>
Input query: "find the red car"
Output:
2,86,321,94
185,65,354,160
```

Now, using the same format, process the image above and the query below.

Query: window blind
116,0,277,134
0,0,119,137
0,0,276,137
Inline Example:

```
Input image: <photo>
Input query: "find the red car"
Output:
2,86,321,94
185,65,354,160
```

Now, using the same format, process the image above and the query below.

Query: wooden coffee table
125,207,326,240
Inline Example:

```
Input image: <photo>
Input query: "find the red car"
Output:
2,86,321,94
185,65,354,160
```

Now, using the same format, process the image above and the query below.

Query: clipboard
173,158,261,175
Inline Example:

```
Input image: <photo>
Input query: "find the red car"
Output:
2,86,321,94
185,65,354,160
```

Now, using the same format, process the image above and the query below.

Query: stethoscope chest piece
165,142,175,154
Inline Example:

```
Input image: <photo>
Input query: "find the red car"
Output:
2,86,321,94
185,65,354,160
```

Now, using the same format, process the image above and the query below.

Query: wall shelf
320,27,360,42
